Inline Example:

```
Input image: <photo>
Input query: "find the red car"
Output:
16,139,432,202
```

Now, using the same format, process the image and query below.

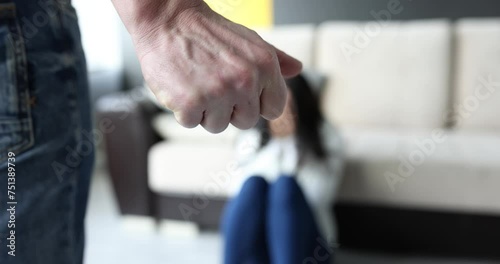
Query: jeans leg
267,176,332,264
222,176,270,264
0,1,93,263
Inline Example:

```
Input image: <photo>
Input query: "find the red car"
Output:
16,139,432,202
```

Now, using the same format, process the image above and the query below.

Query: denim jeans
222,176,334,264
0,0,93,263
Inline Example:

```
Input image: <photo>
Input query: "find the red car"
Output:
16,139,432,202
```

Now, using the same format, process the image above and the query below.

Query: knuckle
262,100,285,120
233,67,256,90
206,78,227,98
204,123,229,134
175,112,199,128
255,47,276,67
181,93,203,110
154,90,174,109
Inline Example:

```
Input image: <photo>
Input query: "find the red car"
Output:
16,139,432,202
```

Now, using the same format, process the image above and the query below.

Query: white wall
73,0,122,72
73,0,124,99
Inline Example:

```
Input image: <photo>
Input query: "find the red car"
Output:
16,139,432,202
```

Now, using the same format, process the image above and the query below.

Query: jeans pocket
0,3,34,162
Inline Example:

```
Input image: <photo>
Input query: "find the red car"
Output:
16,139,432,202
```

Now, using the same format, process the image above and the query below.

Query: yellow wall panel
205,0,273,28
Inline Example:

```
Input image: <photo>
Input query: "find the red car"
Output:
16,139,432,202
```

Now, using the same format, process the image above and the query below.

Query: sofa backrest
453,18,500,132
257,24,316,69
315,20,452,129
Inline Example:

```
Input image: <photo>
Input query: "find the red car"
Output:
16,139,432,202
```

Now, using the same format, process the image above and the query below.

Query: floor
84,169,499,264
84,170,222,264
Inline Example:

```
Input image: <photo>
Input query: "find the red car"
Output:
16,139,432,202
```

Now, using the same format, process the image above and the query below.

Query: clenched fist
113,0,302,133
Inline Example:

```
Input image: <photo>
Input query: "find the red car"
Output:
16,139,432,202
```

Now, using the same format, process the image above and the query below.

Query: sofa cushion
257,24,316,69
454,18,500,132
338,128,500,215
316,20,452,129
148,141,237,198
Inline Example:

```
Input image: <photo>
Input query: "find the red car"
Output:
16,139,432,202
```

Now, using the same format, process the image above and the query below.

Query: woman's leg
221,176,270,264
267,176,332,264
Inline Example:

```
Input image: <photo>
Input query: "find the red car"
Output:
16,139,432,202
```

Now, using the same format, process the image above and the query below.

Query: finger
174,110,204,128
274,47,303,78
230,97,260,130
201,105,233,134
260,75,288,120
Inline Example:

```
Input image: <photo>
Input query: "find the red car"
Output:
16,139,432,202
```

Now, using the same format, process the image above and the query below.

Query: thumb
274,47,303,78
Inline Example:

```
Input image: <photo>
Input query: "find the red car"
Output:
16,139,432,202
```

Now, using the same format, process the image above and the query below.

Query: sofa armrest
96,90,162,216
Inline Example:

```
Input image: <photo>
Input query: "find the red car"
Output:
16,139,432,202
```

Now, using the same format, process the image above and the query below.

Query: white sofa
318,19,500,215
149,18,500,218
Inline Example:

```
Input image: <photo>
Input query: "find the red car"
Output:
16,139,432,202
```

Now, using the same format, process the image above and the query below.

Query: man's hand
112,0,302,133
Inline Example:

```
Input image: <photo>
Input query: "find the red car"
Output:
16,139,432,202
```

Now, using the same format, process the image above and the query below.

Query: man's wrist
112,0,204,38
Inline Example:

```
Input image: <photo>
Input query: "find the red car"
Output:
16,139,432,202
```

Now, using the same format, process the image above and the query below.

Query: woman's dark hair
257,74,327,159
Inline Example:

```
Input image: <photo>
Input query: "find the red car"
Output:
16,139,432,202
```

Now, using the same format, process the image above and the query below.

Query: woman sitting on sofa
223,73,344,264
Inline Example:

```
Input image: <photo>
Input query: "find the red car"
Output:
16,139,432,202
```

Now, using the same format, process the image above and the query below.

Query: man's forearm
111,0,203,37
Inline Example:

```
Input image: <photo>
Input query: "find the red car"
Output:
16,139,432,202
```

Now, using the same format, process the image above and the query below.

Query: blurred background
74,0,500,263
